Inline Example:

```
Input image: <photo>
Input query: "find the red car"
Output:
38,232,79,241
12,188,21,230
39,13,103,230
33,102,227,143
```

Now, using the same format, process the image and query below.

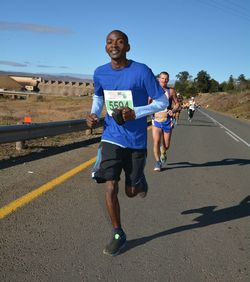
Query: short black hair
107,30,129,44
159,71,169,78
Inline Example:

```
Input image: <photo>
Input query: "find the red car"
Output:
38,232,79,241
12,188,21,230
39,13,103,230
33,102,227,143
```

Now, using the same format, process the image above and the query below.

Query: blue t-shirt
94,60,164,149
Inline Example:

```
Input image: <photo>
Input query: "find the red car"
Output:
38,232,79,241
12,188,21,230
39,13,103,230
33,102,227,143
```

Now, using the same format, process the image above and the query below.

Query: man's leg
152,125,162,171
105,180,120,228
125,176,148,198
125,148,148,198
103,180,126,256
161,130,172,163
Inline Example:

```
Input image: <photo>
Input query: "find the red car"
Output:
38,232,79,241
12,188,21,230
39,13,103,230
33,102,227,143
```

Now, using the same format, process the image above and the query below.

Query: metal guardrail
0,118,105,144
0,117,152,145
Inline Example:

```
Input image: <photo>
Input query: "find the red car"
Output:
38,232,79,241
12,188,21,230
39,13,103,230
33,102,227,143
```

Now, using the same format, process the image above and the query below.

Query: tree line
173,70,250,98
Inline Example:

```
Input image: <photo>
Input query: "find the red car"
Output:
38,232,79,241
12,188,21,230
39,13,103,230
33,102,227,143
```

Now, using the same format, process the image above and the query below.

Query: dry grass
0,95,93,125
1,91,249,125
195,91,250,121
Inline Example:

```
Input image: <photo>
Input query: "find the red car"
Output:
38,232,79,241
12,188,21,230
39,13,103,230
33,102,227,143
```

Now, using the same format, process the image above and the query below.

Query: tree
194,70,211,93
226,75,235,91
209,79,219,93
176,71,191,83
219,81,227,92
174,71,194,96
237,74,248,92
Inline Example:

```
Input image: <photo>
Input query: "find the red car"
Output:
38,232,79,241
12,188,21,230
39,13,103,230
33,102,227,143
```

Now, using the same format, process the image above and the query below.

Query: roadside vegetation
173,70,250,121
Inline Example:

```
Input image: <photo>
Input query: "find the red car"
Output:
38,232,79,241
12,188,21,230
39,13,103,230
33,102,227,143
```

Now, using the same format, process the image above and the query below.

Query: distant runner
188,96,196,122
174,93,183,125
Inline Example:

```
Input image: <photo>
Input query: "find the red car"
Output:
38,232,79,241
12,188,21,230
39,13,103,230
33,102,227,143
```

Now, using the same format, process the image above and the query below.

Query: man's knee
125,186,137,198
105,181,118,196
165,143,170,150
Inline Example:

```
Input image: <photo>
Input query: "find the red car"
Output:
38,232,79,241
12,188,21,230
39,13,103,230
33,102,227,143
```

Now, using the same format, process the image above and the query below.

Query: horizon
0,70,245,85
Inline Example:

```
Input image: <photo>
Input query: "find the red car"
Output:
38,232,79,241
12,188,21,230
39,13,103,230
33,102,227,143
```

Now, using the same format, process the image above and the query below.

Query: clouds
0,21,72,71
0,21,72,34
0,60,69,69
0,60,27,67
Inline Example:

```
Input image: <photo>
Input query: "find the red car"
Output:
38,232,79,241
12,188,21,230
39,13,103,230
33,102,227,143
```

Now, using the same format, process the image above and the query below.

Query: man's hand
167,109,173,116
86,113,98,128
112,107,135,125
122,107,136,121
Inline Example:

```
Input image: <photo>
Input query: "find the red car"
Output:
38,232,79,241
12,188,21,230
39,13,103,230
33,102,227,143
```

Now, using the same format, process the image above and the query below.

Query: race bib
104,90,134,116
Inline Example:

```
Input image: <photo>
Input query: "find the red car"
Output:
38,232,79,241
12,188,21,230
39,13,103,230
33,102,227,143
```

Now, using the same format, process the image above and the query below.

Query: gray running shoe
103,232,127,256
154,161,162,172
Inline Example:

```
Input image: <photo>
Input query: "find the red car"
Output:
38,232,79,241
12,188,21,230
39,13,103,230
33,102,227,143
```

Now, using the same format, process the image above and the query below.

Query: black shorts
92,142,147,186
188,109,195,118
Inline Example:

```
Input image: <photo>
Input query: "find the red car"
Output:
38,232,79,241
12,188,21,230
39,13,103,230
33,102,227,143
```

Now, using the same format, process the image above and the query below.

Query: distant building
0,74,94,96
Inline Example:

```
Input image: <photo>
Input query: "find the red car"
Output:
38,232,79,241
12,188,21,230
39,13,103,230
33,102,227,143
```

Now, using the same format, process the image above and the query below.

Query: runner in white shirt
188,97,196,122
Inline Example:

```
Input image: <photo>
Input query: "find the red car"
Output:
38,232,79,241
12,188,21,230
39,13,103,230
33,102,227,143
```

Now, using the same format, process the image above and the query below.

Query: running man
188,96,196,122
174,93,183,124
86,30,169,256
151,71,180,171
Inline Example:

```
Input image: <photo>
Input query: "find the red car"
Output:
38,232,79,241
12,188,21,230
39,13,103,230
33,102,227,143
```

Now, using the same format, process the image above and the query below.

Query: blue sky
1,0,249,83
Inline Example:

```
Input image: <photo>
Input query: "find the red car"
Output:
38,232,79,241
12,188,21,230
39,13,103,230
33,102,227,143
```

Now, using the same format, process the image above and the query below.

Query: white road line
199,109,250,148
225,131,240,142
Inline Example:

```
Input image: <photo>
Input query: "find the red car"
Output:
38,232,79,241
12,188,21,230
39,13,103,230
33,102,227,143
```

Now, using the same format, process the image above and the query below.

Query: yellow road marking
0,157,96,219
0,124,152,219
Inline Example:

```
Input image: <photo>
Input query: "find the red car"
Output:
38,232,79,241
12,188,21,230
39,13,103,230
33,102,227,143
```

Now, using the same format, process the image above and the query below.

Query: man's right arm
90,94,104,118
86,94,104,128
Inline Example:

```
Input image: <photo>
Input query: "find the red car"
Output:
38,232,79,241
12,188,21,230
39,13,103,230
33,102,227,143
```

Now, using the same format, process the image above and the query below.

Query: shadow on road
165,158,250,170
0,136,101,170
176,116,216,127
122,196,250,254
177,123,217,127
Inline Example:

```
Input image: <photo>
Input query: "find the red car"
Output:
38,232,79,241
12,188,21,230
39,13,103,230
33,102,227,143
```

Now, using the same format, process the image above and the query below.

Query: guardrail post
15,121,27,150
85,128,93,135
16,140,25,151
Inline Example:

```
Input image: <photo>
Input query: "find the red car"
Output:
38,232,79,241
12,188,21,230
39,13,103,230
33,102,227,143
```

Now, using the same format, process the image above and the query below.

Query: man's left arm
168,89,180,116
125,94,169,121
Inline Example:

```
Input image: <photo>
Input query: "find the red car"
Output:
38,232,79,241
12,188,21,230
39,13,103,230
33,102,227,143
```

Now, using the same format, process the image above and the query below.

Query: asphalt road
0,109,250,282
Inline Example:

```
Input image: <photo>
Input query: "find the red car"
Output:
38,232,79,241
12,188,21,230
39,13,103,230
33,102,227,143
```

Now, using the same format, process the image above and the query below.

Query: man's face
158,74,169,88
105,31,130,60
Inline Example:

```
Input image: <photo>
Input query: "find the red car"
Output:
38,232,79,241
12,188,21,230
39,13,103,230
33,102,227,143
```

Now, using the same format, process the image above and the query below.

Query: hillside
195,91,250,121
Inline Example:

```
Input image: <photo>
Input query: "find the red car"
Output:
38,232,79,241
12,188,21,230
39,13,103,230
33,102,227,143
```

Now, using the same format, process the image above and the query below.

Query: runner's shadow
121,196,250,254
179,123,217,127
166,158,250,170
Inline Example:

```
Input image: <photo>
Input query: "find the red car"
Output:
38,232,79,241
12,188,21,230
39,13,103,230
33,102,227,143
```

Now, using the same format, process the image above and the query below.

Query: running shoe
103,231,127,256
154,161,162,171
138,174,148,198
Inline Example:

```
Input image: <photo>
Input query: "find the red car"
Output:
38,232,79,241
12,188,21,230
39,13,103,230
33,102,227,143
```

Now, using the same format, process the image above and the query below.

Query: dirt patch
0,95,93,125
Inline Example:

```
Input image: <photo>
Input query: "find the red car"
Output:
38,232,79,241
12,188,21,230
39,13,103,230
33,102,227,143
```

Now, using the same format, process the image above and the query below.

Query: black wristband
112,108,125,125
